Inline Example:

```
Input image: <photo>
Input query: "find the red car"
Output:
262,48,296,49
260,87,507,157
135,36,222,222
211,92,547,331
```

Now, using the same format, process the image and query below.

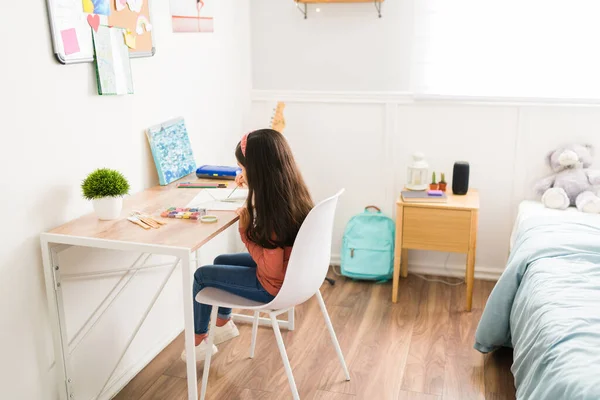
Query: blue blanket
475,214,600,400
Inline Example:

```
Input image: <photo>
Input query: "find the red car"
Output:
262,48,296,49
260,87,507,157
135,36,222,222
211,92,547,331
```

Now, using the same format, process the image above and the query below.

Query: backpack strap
365,205,381,213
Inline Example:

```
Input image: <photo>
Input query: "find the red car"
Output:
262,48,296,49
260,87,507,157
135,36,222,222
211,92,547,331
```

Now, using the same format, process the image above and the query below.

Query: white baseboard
100,327,183,400
330,254,502,281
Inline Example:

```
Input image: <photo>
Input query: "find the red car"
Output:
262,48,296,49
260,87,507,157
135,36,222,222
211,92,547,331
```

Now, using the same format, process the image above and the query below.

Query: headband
241,132,249,156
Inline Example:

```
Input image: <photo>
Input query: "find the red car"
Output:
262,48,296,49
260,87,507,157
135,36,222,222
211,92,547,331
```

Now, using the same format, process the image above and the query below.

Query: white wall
250,0,413,91
250,0,600,279
0,1,251,398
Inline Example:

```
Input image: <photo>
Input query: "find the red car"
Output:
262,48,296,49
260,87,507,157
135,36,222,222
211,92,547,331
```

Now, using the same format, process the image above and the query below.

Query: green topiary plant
82,168,130,200
440,173,446,184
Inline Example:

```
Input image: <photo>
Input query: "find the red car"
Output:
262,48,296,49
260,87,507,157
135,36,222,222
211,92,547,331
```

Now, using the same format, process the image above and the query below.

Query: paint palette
161,207,207,220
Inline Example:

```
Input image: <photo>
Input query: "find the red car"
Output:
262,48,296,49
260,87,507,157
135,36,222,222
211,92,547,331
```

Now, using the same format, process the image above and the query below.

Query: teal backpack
341,206,395,281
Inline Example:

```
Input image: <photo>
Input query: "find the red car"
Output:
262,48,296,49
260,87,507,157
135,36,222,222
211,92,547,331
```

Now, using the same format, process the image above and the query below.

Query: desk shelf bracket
296,1,307,19
295,1,382,19
374,0,382,18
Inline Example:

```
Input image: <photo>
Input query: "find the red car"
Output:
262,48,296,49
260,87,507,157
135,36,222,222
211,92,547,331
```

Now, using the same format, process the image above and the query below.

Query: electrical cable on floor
331,264,343,277
331,254,464,286
413,253,465,286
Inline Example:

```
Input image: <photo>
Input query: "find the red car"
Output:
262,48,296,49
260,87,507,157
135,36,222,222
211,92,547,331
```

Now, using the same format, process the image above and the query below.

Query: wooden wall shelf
296,0,383,3
294,0,383,19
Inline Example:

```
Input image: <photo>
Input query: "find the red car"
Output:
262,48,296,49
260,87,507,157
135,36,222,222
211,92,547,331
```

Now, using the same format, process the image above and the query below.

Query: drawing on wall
170,0,214,33
116,0,127,11
83,0,111,15
127,0,143,13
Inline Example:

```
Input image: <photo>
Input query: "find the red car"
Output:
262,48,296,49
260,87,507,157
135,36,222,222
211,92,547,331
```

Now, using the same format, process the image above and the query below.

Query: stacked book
401,190,447,203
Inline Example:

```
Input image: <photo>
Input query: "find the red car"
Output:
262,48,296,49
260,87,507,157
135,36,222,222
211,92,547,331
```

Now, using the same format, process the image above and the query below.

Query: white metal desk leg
287,307,295,331
41,240,71,400
200,307,218,400
181,251,199,400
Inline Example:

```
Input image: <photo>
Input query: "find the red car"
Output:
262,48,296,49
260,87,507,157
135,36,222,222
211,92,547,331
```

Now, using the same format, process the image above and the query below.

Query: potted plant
429,172,438,190
439,173,447,192
82,168,130,220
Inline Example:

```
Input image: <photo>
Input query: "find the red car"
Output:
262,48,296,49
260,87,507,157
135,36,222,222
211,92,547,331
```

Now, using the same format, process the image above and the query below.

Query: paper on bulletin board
108,0,154,54
92,25,134,95
60,28,80,55
53,0,97,62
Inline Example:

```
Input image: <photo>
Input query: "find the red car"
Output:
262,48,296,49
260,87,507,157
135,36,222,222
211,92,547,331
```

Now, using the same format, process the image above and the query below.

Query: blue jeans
193,253,276,334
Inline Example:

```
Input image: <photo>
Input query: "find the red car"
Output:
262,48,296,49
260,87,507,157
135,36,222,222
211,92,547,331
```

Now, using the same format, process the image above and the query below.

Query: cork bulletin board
47,0,155,64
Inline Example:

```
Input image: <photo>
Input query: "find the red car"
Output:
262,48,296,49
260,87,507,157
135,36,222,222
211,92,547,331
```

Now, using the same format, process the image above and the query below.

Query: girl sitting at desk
182,128,314,362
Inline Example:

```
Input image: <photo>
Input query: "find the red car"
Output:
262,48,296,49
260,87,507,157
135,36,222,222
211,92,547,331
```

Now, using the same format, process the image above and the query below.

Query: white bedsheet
509,200,600,249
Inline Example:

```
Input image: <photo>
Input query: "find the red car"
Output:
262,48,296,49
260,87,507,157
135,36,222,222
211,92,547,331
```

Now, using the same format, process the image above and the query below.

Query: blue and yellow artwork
83,0,111,16
146,118,197,186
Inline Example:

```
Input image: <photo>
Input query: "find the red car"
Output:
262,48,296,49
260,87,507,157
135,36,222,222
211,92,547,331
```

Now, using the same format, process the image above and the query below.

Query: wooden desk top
47,175,239,252
397,189,480,211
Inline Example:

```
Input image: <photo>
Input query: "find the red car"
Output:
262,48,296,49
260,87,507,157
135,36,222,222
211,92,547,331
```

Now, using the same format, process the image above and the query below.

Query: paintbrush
225,185,238,200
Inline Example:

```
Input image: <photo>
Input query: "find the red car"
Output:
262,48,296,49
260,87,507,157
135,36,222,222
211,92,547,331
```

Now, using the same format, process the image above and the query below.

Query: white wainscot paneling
395,104,519,275
251,101,389,255
252,93,600,280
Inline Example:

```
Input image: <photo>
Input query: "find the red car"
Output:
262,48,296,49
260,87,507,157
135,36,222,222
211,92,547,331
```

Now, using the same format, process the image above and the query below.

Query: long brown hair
235,129,313,249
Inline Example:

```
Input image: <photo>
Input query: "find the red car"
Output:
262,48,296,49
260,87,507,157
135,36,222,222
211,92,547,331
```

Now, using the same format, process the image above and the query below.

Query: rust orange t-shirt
239,227,292,296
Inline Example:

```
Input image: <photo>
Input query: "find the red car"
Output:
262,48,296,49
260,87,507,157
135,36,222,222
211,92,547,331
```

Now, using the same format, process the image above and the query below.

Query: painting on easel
170,0,214,33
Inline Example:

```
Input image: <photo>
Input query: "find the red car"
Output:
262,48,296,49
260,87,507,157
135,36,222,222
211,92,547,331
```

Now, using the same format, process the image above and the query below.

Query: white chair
195,189,350,400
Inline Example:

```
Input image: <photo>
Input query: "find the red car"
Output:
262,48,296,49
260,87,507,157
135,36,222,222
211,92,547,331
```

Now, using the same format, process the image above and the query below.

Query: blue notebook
196,165,241,180
146,118,196,186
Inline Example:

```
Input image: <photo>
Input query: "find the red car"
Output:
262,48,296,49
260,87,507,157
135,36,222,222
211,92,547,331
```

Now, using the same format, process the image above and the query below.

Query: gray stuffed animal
535,144,600,213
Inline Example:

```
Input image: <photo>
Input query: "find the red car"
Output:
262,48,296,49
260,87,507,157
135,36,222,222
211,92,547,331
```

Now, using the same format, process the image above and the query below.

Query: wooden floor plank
401,277,451,396
397,390,440,400
484,347,517,400
311,390,356,399
443,281,486,400
238,389,276,399
137,375,187,400
116,275,513,400
113,334,185,400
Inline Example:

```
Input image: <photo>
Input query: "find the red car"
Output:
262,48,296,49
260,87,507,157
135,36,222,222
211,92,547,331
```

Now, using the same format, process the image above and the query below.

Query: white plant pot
92,197,123,220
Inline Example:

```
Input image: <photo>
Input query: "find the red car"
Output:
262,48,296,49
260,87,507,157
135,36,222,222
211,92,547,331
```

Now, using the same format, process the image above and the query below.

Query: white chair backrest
266,189,344,310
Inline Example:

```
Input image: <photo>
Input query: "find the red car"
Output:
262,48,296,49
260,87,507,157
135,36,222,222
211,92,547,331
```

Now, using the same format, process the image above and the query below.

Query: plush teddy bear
534,143,600,213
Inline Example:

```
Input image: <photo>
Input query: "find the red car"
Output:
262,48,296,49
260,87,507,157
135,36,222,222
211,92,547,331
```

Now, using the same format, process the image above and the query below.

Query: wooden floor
115,274,516,400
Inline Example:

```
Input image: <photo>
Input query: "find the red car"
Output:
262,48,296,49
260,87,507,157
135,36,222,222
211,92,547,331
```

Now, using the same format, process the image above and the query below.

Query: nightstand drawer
402,207,472,253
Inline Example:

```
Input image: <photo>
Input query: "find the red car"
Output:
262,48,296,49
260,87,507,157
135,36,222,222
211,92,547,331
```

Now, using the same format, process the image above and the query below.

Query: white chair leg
316,290,350,381
250,311,259,358
270,312,300,400
200,307,219,400
287,307,295,331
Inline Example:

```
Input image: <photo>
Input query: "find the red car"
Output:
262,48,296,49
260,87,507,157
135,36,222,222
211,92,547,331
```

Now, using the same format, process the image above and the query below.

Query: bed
475,201,600,400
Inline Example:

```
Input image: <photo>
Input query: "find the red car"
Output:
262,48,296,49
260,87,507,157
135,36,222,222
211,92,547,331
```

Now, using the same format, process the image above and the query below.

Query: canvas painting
170,0,214,33
146,118,197,186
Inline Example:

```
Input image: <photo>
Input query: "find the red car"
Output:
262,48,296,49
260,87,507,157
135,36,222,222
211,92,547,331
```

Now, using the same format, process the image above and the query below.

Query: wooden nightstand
393,190,480,311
